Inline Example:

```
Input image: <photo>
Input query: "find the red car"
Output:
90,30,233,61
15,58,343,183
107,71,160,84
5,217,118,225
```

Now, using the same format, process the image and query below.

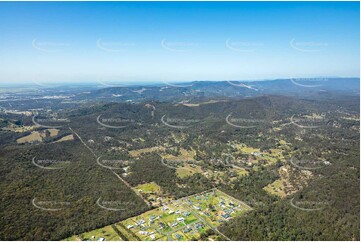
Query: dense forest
0,91,359,240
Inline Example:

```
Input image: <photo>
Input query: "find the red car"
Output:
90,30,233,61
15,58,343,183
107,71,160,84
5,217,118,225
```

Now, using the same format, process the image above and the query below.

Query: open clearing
64,189,252,241
129,146,165,157
65,225,121,241
136,182,161,194
176,164,203,178
54,134,74,143
16,128,59,144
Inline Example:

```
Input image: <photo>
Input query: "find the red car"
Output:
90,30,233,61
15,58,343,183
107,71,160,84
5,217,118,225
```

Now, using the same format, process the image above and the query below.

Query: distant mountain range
73,78,360,103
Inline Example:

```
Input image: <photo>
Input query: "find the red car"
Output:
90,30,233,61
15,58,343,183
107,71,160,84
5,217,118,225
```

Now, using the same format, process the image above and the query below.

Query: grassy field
16,131,44,143
176,164,203,178
135,182,161,194
54,134,74,143
2,124,36,133
16,128,60,143
129,146,165,157
65,225,121,241
161,148,196,162
263,179,286,197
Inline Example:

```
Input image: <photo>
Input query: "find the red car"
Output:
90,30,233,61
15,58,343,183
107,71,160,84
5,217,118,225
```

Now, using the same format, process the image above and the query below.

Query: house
183,227,192,233
183,212,191,216
171,222,178,227
97,238,104,241
139,231,148,235
193,205,200,210
176,217,185,222
158,222,166,229
127,224,134,229
150,235,156,240
195,222,204,230
169,210,174,214
174,233,182,240
137,219,145,225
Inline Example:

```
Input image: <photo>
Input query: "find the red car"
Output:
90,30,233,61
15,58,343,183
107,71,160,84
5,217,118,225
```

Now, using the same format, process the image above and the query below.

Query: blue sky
0,1,359,83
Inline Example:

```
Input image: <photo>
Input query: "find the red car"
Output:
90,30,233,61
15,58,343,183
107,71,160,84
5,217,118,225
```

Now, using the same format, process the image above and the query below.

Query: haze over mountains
84,78,359,101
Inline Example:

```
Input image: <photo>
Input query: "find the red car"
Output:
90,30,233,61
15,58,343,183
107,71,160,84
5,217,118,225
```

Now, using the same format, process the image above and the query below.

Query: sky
0,1,359,84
